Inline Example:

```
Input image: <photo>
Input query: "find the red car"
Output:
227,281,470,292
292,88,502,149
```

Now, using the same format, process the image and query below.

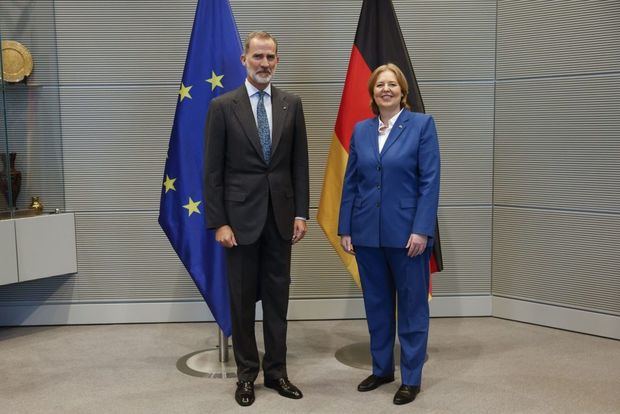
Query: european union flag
159,0,245,336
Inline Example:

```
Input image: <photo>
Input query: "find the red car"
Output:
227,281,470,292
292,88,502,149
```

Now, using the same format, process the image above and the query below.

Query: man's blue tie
257,90,271,163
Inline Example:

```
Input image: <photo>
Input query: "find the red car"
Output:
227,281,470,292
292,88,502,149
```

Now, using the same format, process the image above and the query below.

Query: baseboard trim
492,296,620,340
5,297,616,339
0,295,492,326
430,295,492,317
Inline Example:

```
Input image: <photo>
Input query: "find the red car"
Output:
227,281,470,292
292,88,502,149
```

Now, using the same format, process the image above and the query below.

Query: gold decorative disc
1,40,34,83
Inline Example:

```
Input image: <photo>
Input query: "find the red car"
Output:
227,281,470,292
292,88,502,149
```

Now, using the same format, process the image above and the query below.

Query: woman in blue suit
338,63,440,405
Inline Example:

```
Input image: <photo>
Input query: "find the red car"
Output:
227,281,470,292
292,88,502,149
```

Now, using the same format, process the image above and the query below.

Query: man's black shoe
235,381,255,407
357,374,395,392
264,377,303,399
393,384,420,405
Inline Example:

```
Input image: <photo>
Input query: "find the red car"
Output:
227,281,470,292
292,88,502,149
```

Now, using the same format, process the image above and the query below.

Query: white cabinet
0,213,76,285
0,219,18,285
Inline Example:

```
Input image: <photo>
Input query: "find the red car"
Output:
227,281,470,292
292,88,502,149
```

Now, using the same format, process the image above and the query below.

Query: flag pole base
176,329,238,378
335,342,428,370
177,347,238,378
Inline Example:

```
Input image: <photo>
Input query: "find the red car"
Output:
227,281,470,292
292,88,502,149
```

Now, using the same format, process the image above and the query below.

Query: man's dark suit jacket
204,84,309,244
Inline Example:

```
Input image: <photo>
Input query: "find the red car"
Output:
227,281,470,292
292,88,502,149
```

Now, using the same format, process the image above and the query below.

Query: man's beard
249,69,273,85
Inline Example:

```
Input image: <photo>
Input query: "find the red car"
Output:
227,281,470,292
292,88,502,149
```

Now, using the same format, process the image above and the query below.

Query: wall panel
54,0,497,85
497,0,620,80
0,205,491,302
60,86,175,212
420,82,494,205
493,207,620,315
494,75,620,213
54,0,194,85
394,0,496,81
235,0,496,83
432,207,491,296
61,81,495,210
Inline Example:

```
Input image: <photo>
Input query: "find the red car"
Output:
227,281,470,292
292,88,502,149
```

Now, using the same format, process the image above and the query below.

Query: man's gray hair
243,31,278,55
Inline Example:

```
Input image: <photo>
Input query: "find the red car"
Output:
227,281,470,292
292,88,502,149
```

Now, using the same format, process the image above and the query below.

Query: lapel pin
398,124,403,129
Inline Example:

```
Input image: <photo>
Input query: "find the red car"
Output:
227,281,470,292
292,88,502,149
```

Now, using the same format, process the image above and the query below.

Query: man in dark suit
203,31,309,407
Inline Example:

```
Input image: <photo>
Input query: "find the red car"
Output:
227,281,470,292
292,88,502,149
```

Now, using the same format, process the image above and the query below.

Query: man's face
241,37,279,89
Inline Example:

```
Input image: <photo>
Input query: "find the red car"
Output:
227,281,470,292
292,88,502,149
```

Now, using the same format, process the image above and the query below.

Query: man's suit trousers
225,201,292,382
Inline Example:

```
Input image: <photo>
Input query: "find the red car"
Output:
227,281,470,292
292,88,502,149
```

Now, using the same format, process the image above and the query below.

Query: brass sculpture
1,40,34,83
30,196,44,215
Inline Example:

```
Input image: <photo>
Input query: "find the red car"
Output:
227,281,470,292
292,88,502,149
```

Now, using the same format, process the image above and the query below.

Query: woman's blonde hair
367,63,410,115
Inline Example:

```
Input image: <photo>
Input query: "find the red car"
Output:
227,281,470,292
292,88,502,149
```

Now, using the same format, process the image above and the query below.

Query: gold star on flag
163,175,177,193
179,83,193,101
183,197,202,216
206,70,224,91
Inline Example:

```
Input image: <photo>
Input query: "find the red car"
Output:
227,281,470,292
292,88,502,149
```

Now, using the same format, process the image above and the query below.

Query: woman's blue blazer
338,109,441,248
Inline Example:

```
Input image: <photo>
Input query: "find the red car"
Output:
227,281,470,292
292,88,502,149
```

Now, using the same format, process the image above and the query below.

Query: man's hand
406,233,427,257
215,225,237,248
340,235,355,255
291,219,307,244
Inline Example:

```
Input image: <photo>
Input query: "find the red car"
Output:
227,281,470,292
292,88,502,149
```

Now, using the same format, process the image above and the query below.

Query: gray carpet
1,317,618,413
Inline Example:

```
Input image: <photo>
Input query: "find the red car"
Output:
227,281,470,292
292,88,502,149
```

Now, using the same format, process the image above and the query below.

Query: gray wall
0,0,494,305
0,0,617,325
493,0,620,316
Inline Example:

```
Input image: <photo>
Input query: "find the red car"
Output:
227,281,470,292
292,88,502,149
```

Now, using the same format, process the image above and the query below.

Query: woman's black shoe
357,374,395,392
393,384,420,405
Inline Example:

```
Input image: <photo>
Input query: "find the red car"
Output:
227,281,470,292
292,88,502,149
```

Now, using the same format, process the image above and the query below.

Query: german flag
317,0,444,290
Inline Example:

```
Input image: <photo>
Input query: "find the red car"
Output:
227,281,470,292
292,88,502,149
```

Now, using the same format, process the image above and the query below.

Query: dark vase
0,152,22,209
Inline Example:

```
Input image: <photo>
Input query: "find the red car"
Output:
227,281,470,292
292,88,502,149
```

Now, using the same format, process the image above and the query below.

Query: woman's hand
406,233,427,257
340,235,355,255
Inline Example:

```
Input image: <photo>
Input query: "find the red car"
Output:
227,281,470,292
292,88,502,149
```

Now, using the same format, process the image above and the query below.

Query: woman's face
373,70,402,114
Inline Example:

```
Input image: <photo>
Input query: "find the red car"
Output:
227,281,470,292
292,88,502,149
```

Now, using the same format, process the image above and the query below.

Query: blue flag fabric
159,0,245,336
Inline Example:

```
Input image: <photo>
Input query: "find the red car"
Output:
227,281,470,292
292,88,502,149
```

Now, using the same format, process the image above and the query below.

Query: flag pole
160,0,246,377
319,0,438,370
176,326,236,378
218,328,229,362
